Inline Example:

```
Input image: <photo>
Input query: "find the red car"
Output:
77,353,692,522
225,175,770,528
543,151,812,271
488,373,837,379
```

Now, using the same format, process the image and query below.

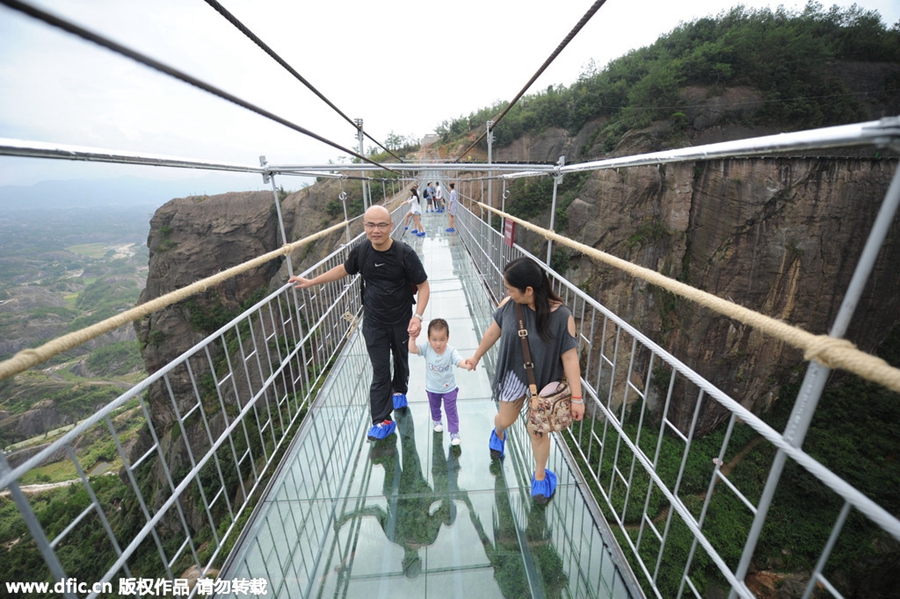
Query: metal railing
0,235,368,598
451,121,900,597
1,116,899,599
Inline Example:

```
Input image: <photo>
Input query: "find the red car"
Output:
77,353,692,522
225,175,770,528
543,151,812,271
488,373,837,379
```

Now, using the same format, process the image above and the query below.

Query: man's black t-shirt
345,240,427,327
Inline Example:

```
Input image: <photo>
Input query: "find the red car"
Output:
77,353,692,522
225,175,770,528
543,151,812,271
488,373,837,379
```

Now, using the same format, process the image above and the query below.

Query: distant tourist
446,182,458,233
423,182,435,212
434,181,444,212
289,205,430,442
403,185,425,237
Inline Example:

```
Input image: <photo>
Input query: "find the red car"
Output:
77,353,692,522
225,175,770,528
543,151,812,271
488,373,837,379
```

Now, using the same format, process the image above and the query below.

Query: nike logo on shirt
375,263,385,267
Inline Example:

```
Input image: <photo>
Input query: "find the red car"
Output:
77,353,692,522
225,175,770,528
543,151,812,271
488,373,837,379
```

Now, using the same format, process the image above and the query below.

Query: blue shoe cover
489,429,505,459
393,393,408,409
531,469,558,503
367,420,396,441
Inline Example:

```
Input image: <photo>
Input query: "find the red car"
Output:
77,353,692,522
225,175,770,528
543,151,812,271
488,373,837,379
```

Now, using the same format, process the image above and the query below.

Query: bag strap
515,303,539,396
356,239,371,274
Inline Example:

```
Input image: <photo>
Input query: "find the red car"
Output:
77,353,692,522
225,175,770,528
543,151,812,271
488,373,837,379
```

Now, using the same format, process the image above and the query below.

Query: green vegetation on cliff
438,4,899,150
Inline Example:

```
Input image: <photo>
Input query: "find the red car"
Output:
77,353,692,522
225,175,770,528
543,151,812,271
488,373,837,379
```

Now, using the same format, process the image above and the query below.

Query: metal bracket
259,155,271,184
553,155,566,183
866,116,900,153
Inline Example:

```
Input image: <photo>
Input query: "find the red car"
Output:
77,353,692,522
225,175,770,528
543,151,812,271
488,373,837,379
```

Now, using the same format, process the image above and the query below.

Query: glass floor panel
222,220,639,598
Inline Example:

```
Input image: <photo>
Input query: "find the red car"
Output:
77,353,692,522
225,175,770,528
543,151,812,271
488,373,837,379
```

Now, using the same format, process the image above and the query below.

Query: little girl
409,318,468,445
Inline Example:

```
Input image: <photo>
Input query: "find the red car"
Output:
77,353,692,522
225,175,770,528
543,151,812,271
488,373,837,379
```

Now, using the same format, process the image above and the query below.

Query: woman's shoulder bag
515,303,573,436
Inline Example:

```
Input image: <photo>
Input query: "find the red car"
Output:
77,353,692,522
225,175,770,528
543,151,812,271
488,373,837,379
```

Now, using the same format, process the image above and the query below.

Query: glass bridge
221,224,638,598
2,2,900,597
2,119,899,599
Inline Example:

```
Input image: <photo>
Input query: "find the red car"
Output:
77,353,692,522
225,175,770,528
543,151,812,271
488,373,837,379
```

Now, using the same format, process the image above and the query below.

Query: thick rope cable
478,202,900,394
202,0,403,163
454,0,608,162
0,221,348,382
0,0,397,174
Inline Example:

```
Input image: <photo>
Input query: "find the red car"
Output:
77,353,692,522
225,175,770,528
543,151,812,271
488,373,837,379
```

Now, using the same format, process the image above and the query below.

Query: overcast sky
0,0,897,190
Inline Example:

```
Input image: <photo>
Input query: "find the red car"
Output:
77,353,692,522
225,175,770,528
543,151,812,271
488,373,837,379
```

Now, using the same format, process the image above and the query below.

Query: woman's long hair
503,257,563,342
410,186,419,199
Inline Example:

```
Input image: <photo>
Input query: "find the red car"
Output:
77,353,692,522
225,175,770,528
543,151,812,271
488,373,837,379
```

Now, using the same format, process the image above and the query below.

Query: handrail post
729,162,900,598
355,118,368,210
546,155,564,266
262,155,294,276
339,178,351,244
487,120,494,226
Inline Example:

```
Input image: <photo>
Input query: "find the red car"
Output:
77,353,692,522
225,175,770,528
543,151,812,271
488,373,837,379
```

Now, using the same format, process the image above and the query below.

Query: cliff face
136,192,281,370
484,82,900,434
561,157,900,434
131,184,357,520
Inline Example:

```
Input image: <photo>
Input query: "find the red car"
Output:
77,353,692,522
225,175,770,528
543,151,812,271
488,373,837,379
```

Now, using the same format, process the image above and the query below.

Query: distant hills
0,174,267,212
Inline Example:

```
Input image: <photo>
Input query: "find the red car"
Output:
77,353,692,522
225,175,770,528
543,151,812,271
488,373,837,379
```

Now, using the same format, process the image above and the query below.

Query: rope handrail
477,202,900,394
0,221,349,382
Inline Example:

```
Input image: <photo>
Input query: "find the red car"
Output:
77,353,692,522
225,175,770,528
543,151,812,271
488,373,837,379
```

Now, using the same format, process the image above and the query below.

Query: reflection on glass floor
222,223,639,598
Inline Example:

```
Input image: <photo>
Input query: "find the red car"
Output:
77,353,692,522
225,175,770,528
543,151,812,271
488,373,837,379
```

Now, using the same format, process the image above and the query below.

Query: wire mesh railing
0,237,367,598
453,151,900,599
1,115,898,599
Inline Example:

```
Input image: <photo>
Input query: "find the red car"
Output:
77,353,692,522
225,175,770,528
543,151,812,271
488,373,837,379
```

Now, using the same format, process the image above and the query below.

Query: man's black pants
363,320,410,424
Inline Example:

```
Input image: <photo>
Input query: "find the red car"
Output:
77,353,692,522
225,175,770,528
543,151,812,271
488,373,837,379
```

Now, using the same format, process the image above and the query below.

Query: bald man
290,205,430,441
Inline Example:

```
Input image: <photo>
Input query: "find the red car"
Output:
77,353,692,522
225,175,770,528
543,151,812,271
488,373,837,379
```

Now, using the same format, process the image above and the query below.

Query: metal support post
487,120,494,225
355,119,368,210
480,180,485,221
339,178,351,244
261,156,294,276
546,156,565,266
728,163,900,598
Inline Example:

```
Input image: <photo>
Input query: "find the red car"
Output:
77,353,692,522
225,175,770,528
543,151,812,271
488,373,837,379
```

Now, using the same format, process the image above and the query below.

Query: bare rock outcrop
131,182,368,528
558,156,900,434
478,84,900,435
132,191,286,520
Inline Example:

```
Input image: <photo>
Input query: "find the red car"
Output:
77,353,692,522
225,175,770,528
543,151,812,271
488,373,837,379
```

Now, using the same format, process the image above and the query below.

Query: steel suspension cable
454,0,608,162
202,0,404,163
0,0,397,173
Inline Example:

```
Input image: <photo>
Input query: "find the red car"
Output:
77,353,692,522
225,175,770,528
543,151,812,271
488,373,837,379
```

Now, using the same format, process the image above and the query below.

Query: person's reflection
342,409,458,578
432,430,462,524
465,462,568,598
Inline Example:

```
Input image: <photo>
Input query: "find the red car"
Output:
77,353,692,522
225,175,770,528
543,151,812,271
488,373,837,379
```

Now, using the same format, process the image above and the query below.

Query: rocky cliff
475,82,900,434
562,156,899,434
130,184,361,520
